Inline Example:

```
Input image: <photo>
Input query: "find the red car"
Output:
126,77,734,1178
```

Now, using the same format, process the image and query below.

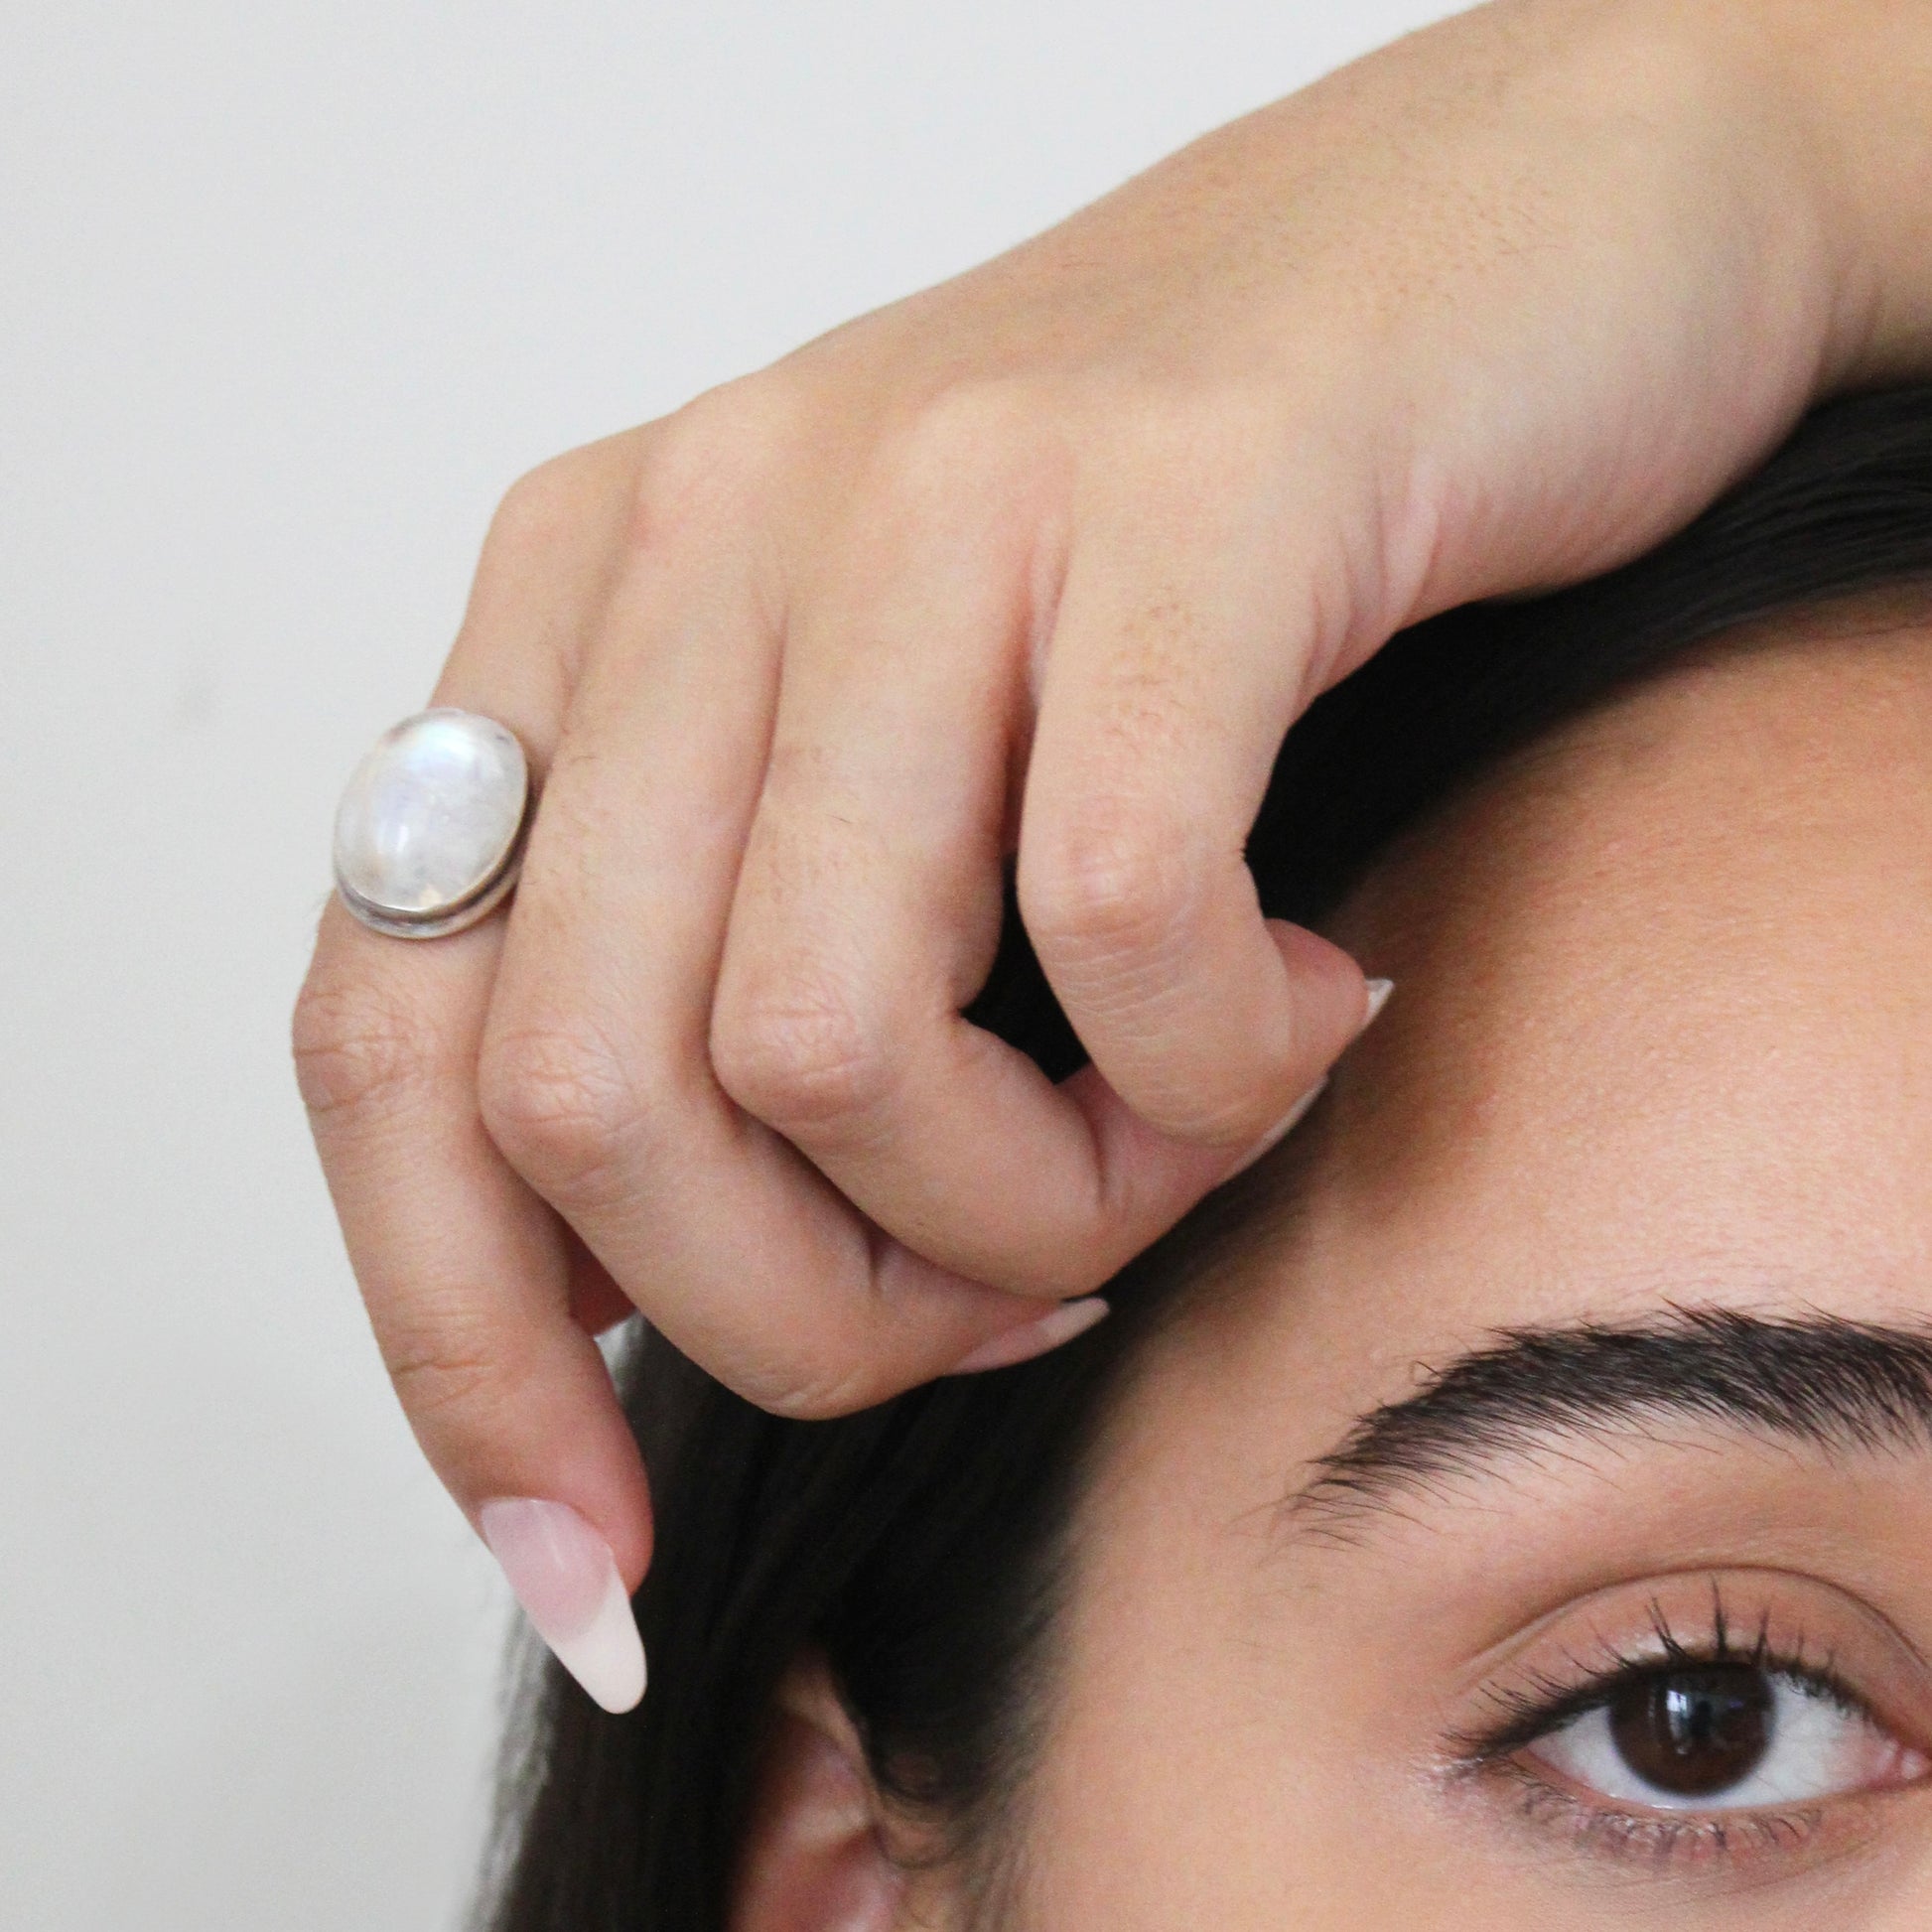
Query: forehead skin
1311,615,1932,1343
1009,620,1932,1930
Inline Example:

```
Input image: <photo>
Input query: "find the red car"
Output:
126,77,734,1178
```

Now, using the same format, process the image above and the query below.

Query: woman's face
992,623,1932,1928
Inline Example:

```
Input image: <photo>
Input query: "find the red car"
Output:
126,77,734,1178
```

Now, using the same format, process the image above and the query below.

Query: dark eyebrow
1293,1307,1932,1528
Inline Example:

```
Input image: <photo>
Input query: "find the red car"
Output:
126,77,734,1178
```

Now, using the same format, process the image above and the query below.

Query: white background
2,3,1460,1924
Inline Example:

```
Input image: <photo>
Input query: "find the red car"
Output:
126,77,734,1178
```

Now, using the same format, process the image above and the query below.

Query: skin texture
738,619,1932,1927
293,0,1932,1628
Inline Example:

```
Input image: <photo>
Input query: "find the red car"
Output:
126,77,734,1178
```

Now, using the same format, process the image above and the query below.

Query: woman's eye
1525,1662,1924,1812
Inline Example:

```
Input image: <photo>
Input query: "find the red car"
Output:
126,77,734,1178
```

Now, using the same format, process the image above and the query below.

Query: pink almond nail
480,1497,646,1714
947,1297,1111,1375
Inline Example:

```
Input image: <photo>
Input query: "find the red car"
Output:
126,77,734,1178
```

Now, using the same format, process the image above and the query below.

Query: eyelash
1484,1759,1829,1866
1449,1591,1884,1866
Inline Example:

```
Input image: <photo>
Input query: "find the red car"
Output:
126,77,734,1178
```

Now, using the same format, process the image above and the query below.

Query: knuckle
1139,1080,1274,1150
484,443,621,563
710,972,893,1137
375,1298,520,1434
385,1336,505,1431
874,382,1038,503
290,974,440,1123
628,378,800,548
730,1343,878,1422
758,1367,872,1423
477,1016,644,1197
1019,809,1200,969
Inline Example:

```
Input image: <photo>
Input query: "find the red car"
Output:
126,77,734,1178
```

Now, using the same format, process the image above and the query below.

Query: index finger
1020,483,1377,1148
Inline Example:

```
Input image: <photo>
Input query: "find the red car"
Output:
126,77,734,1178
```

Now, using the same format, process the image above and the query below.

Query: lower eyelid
1486,1755,1840,1870
1453,1699,1932,1886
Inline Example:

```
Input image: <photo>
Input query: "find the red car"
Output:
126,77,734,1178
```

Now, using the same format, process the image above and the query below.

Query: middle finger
708,428,1247,1295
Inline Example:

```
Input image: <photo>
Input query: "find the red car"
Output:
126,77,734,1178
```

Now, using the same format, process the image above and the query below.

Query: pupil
1607,1664,1775,1797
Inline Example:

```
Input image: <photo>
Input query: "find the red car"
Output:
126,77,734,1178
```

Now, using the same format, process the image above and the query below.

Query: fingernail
947,1297,1111,1375
1231,1074,1328,1178
479,1498,646,1714
1229,980,1394,1179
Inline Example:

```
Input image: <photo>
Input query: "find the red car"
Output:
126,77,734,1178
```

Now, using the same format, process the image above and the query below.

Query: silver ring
332,708,533,939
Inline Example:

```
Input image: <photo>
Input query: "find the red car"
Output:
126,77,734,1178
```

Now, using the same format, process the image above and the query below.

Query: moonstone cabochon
333,709,530,926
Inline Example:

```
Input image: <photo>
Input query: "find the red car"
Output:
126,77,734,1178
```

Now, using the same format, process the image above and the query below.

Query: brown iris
1606,1665,1776,1797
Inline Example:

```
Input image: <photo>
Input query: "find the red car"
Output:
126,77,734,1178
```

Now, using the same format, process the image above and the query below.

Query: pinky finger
294,908,651,1712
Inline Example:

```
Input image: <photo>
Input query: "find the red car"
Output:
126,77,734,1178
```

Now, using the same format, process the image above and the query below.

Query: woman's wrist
1686,0,1932,387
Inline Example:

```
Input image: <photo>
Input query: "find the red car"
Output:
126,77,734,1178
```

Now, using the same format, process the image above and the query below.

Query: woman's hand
293,0,1932,1646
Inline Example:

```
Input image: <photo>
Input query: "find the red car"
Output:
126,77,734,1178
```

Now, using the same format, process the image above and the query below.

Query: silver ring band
332,708,533,940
